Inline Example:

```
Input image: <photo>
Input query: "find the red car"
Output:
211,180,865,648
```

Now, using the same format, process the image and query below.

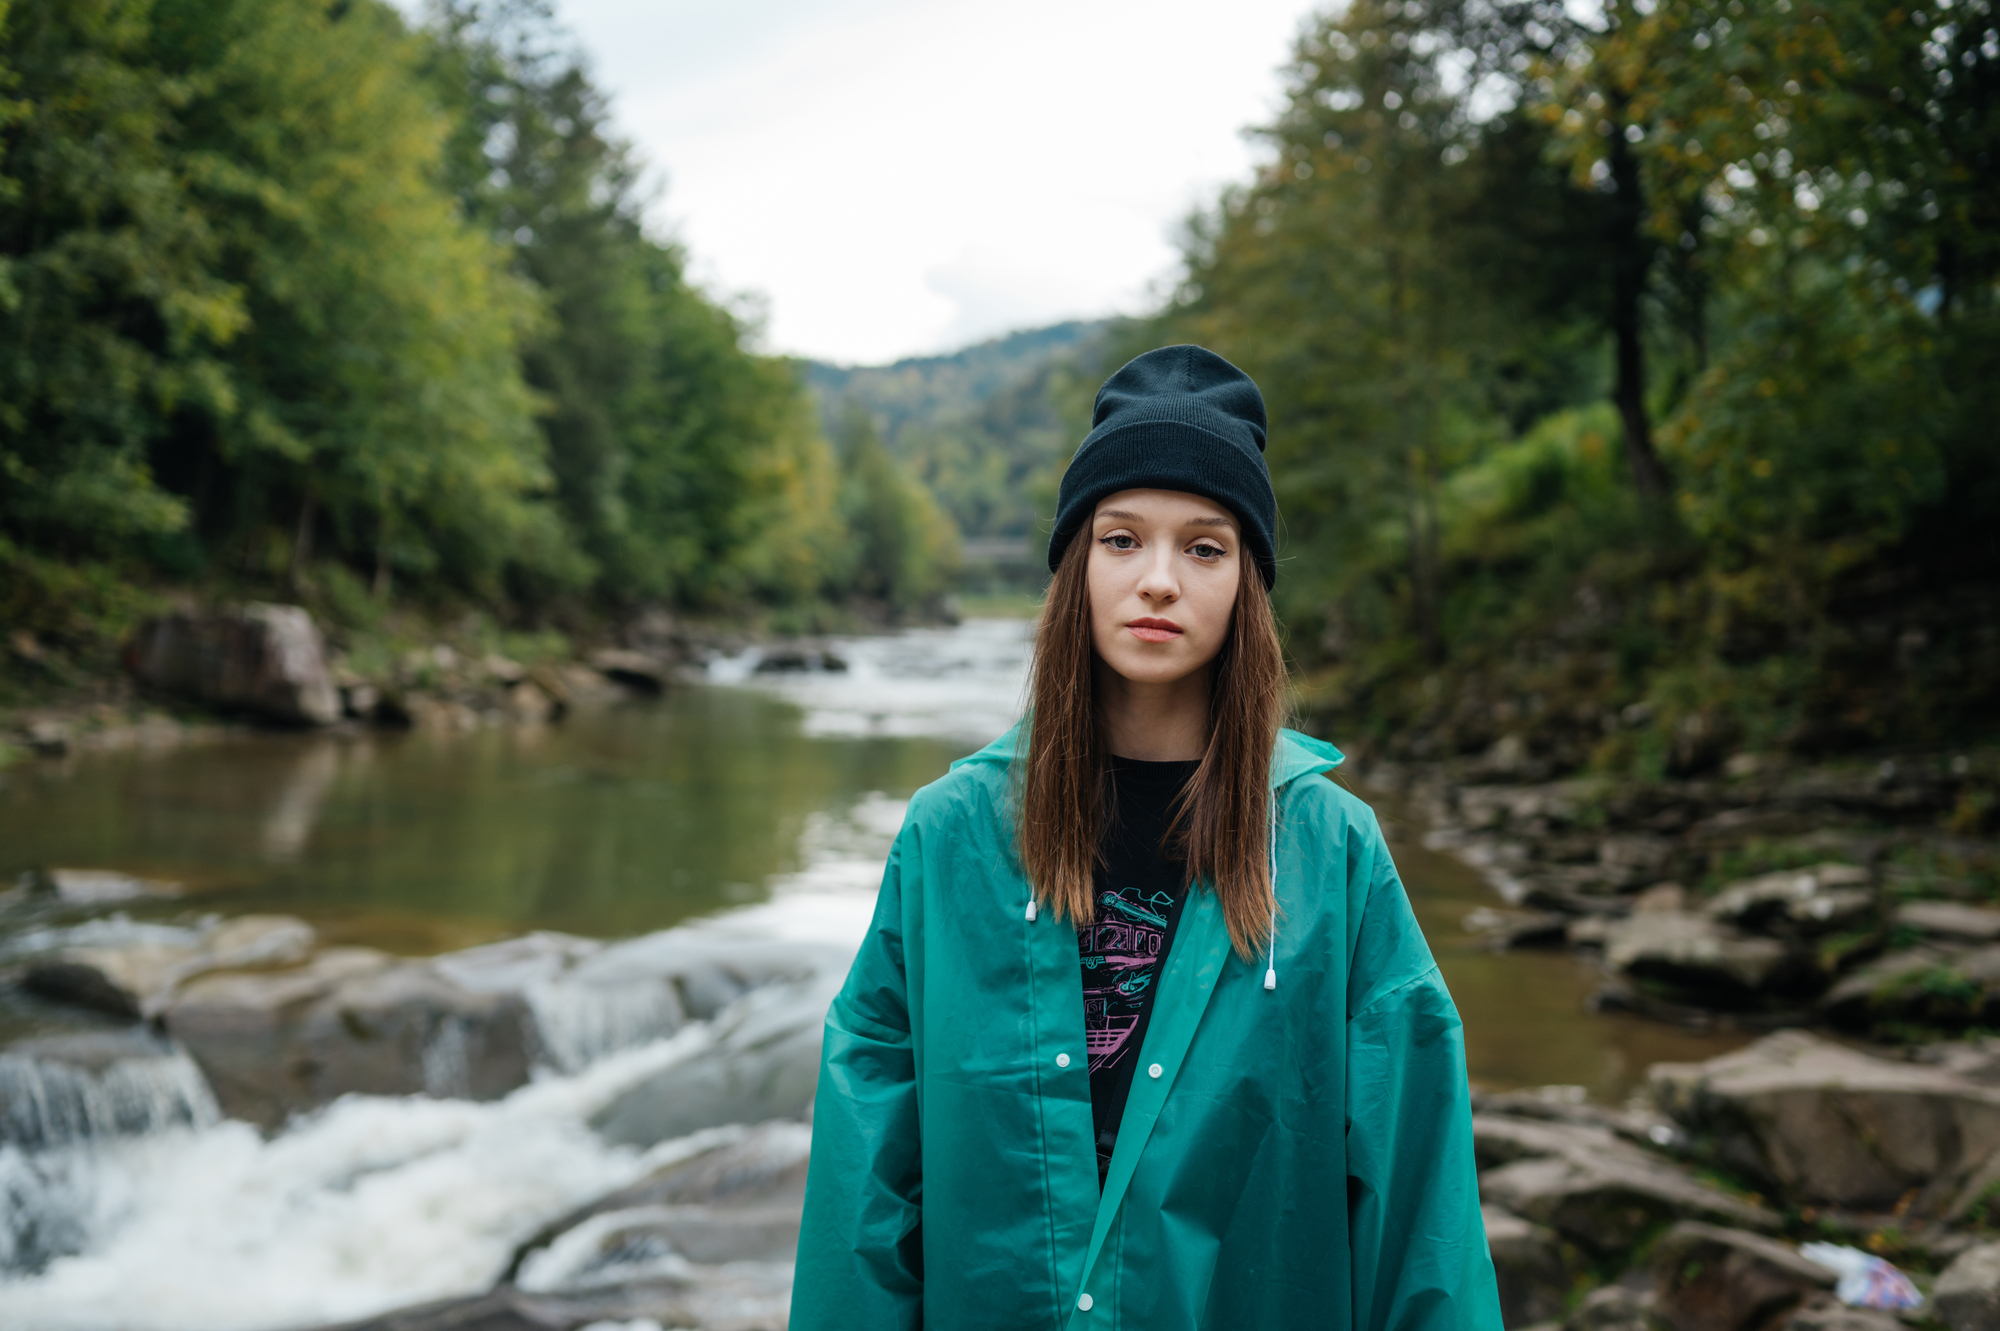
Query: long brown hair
1015,530,1286,959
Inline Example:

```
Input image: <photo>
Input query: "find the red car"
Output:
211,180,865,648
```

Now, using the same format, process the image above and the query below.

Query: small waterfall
0,1035,221,1276
525,979,684,1074
0,1039,219,1150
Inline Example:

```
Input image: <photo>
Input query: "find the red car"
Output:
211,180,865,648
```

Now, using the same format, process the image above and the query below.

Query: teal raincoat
792,725,1502,1330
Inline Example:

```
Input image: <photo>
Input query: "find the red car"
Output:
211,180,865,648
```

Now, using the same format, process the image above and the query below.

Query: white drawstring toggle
1264,797,1279,991
1025,898,1037,922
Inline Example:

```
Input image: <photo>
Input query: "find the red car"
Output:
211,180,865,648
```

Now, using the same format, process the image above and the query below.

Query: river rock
1896,900,2000,943
569,933,839,1022
1650,1029,2000,1214
1649,1222,1834,1331
1934,1241,2000,1331
1465,908,1571,950
1820,944,2000,1031
126,603,341,725
17,868,182,905
162,947,534,1126
510,1120,811,1285
1598,834,1677,890
1705,865,1873,935
1603,911,1812,1002
23,914,316,1018
587,648,669,694
590,970,839,1148
1484,1205,1573,1328
1475,1111,1776,1258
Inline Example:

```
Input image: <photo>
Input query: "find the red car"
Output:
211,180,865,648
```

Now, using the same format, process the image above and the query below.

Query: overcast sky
535,0,1320,364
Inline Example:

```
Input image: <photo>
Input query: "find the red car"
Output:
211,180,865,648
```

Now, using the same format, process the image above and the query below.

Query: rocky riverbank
1354,747,2000,1044
7,691,2000,1328
14,888,2000,1329
2,600,862,761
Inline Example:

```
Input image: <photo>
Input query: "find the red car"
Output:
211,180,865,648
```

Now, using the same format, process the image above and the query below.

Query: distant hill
802,321,1119,545
804,321,1108,446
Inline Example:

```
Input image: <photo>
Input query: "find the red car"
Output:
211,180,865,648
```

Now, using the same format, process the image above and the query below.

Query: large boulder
1934,1241,2000,1331
1650,1029,2000,1215
23,914,316,1019
1603,911,1815,1004
126,603,341,725
1819,943,2000,1031
1474,1113,1777,1259
1648,1222,1834,1331
589,970,839,1148
1895,901,2000,944
1704,865,1873,936
298,1126,809,1331
161,946,539,1126
509,1120,811,1283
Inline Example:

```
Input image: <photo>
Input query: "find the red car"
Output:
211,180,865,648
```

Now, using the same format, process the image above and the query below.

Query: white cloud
550,0,1316,362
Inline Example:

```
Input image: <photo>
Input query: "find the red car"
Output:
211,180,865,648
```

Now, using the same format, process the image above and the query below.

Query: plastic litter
1798,1242,1924,1311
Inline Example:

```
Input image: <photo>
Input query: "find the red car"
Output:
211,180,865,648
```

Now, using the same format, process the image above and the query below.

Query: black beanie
1047,345,1278,587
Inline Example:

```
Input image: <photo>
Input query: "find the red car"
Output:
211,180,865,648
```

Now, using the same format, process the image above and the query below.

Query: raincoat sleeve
791,823,924,1331
1344,821,1503,1331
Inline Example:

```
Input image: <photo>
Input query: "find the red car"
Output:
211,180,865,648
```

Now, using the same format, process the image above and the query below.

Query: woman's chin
1099,649,1205,688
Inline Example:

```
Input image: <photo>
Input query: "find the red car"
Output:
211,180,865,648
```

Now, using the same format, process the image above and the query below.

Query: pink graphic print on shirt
1076,884,1175,1074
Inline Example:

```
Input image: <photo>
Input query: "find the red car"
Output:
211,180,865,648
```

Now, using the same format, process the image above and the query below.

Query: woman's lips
1127,618,1183,643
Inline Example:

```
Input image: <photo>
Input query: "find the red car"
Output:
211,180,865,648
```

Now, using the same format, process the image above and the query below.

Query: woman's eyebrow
1096,509,1142,522
1189,516,1235,528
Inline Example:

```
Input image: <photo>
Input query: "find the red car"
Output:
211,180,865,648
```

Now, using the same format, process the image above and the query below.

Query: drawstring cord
1026,794,1277,988
1264,795,1278,990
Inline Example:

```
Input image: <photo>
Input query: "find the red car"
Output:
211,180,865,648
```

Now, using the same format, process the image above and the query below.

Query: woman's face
1086,488,1242,687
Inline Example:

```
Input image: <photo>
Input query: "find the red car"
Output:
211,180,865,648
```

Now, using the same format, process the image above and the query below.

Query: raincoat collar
950,720,1343,789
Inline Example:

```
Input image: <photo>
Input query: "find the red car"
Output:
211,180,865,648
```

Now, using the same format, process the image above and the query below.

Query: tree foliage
0,0,916,650
1153,0,2000,766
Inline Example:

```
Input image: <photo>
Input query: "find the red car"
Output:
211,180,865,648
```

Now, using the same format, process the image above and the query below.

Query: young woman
793,346,1501,1330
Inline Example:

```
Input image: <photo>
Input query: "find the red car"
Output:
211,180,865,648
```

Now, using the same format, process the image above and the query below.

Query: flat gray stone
1651,1029,2000,1215
1897,900,2000,943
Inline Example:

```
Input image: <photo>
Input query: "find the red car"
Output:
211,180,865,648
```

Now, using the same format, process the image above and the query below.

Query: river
0,618,1740,1329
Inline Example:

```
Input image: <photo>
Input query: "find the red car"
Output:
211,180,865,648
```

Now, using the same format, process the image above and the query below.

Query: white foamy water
0,620,1035,1331
707,617,1033,742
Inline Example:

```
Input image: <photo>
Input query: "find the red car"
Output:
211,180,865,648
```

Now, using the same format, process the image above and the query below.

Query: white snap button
1148,1062,1163,1079
1055,1053,1070,1068
1078,1293,1094,1311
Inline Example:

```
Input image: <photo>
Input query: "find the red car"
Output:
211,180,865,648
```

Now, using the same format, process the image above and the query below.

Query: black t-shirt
1076,754,1200,1185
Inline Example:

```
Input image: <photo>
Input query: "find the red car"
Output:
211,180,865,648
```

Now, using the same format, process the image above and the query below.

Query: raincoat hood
794,724,1501,1331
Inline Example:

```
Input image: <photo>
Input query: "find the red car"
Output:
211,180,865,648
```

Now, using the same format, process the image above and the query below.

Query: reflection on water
0,690,964,956
0,617,1743,1098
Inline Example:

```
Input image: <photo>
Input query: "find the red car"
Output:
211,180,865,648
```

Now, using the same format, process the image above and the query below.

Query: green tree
422,0,846,609
832,403,959,617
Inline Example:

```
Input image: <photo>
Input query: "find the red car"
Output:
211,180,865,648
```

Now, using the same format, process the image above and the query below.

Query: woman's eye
1190,542,1225,559
1100,534,1138,550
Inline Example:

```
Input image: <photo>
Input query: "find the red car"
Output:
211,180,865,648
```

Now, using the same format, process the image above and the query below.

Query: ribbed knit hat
1047,345,1278,587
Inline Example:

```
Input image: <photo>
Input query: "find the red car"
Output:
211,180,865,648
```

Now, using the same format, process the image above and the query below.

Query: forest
0,0,959,660
1138,0,1999,771
3,0,1997,773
